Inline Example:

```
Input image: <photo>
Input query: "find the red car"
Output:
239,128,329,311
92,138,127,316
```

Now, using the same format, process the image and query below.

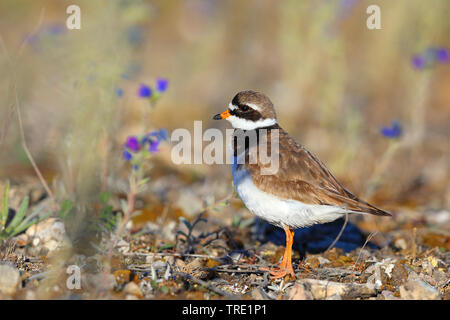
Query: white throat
227,116,276,130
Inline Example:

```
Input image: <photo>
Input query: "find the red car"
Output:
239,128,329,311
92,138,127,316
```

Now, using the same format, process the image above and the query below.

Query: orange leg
260,226,296,279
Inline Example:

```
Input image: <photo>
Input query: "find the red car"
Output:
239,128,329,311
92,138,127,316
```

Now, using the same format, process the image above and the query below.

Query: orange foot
260,226,296,280
261,265,295,279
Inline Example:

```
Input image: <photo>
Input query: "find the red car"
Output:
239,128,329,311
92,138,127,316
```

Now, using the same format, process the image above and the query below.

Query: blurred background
0,0,449,286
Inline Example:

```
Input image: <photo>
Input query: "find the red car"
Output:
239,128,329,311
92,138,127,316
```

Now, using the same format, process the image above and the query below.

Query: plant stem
99,174,138,296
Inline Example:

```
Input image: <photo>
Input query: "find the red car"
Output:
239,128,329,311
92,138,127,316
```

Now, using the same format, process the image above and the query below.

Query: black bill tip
213,114,222,120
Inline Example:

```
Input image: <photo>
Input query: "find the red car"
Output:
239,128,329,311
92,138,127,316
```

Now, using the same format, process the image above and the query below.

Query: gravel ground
0,177,448,300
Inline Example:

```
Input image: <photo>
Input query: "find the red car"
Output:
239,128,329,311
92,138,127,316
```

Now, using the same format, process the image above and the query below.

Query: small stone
381,290,400,300
250,288,266,300
123,282,142,297
0,265,21,296
295,279,376,300
26,218,70,253
394,238,408,250
32,238,40,246
399,279,441,300
288,282,313,300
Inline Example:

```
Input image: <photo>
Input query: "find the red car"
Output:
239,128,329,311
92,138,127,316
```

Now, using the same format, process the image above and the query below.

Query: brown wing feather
245,126,391,216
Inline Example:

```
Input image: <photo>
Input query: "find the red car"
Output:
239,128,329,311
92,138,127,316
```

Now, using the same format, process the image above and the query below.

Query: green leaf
137,178,149,186
58,199,74,219
160,286,169,294
115,211,123,227
179,217,192,231
158,243,174,252
5,196,29,234
99,192,111,204
1,181,10,226
239,217,255,229
150,280,159,290
11,211,51,237
120,199,129,214
231,216,241,228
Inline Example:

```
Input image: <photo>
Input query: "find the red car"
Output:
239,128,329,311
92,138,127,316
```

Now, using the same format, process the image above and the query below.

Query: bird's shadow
252,218,376,257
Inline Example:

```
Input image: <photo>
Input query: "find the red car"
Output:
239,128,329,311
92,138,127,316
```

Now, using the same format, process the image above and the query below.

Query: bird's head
213,90,277,130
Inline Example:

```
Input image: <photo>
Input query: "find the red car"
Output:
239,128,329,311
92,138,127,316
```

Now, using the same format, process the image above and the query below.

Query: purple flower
48,24,66,36
138,84,152,98
412,55,425,69
156,78,169,92
436,48,449,63
381,121,402,139
149,140,160,153
150,129,168,141
125,136,140,152
123,149,132,161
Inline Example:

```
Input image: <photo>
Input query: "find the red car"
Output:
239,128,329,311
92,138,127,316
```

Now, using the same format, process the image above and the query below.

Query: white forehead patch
228,103,237,110
246,103,261,112
228,102,261,112
226,116,276,130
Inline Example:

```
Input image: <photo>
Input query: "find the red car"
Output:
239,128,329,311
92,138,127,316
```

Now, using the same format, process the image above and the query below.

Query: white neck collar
227,116,276,130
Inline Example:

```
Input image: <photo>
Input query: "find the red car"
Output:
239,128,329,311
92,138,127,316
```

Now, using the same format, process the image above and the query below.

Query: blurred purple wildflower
123,150,132,161
125,136,140,152
381,121,402,139
412,55,425,69
115,88,124,97
436,48,449,63
150,129,169,141
149,140,160,152
156,78,169,92
143,129,168,153
138,84,152,98
412,47,449,70
48,24,66,36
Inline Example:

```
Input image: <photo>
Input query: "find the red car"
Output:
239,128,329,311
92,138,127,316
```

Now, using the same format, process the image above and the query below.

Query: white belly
232,162,347,229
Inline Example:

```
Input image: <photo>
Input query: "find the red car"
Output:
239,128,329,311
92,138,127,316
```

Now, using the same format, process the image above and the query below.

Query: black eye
241,105,249,111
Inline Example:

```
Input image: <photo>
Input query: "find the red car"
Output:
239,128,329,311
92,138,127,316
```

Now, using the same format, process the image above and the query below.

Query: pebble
0,265,21,296
250,288,266,300
292,279,376,300
288,282,313,300
26,218,70,252
399,279,441,300
394,238,408,250
381,290,400,300
123,282,142,297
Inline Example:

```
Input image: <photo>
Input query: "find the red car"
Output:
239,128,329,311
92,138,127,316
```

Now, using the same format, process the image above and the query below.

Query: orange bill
213,109,231,120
